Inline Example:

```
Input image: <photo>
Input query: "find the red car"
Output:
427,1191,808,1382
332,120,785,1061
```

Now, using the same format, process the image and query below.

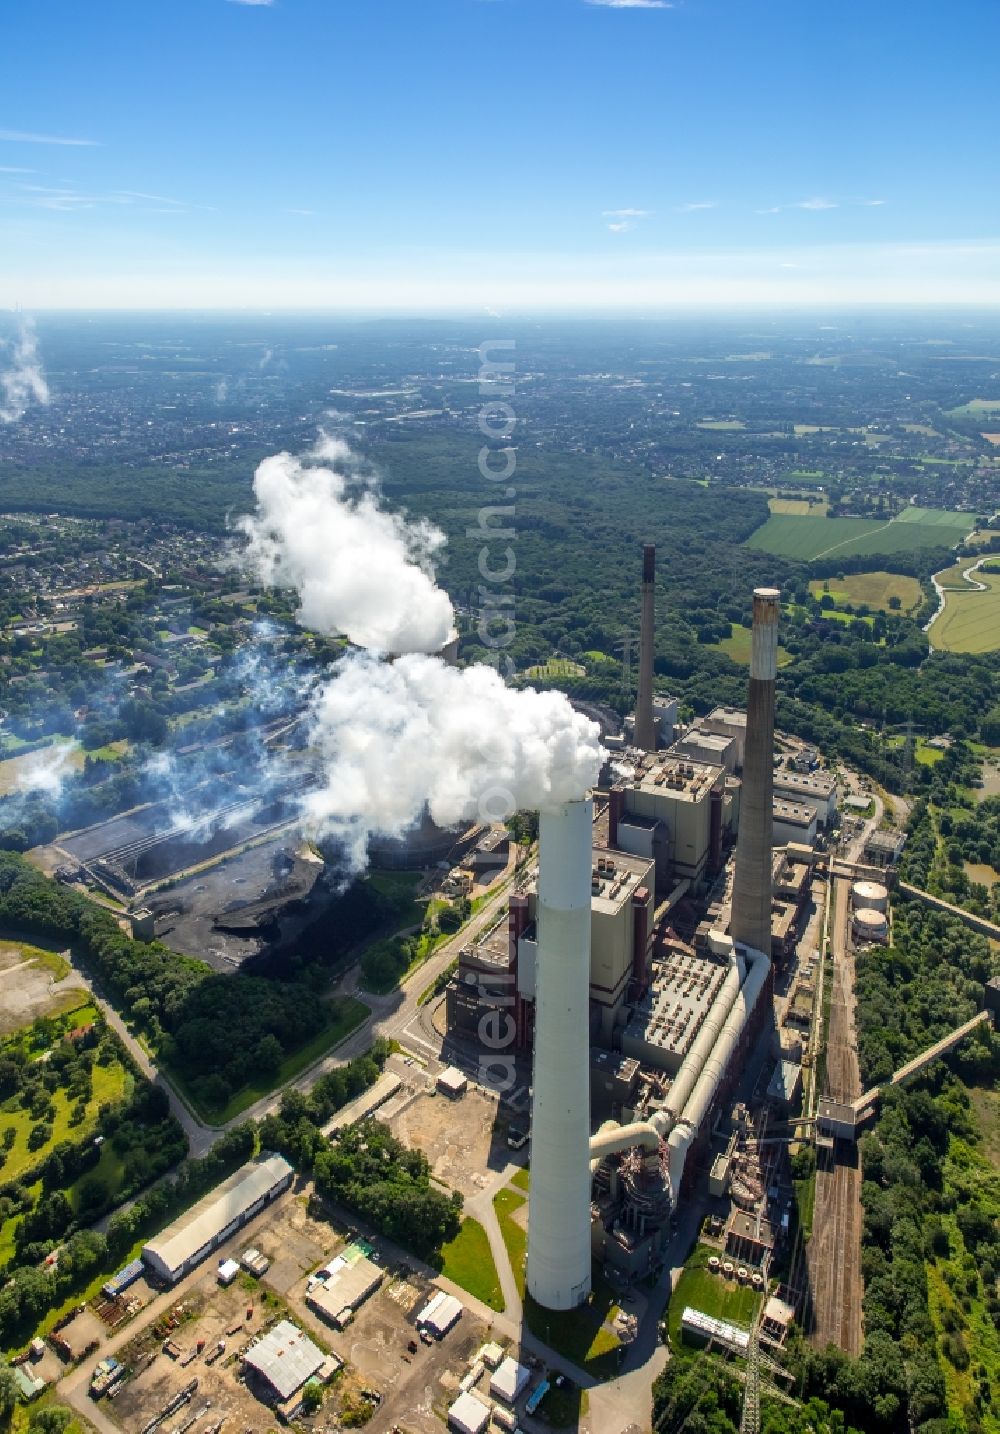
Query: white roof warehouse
142,1155,294,1285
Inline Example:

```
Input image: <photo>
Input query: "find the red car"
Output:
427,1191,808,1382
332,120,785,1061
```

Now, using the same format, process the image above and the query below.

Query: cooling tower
634,544,657,752
526,797,594,1310
730,588,780,956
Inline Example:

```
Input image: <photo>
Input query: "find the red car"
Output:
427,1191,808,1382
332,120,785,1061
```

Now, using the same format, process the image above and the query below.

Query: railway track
807,876,864,1356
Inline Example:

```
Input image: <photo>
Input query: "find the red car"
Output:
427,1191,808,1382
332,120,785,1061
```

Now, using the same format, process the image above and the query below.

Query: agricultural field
928,567,1000,654
768,496,829,516
745,506,973,561
808,571,923,614
696,419,745,431
946,398,1000,417
0,740,83,796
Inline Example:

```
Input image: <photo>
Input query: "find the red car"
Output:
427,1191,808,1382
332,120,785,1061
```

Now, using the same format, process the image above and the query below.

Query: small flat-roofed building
761,1294,796,1348
447,1391,491,1434
725,1210,776,1269
242,1320,325,1404
490,1357,531,1404
817,1097,858,1143
772,799,817,849
241,1247,270,1277
421,1292,463,1338
142,1155,293,1285
437,1066,468,1099
773,769,837,825
306,1246,383,1328
864,828,907,869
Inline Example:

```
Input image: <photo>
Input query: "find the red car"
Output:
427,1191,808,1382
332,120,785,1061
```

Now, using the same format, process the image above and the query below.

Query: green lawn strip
793,1169,816,1241
510,1166,530,1193
0,1059,129,1184
437,1217,504,1311
163,996,371,1124
492,1187,527,1296
666,1244,760,1352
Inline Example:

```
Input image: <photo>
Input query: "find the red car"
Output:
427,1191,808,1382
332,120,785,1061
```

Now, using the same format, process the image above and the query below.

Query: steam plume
304,652,602,871
238,438,455,653
238,437,603,872
0,316,50,423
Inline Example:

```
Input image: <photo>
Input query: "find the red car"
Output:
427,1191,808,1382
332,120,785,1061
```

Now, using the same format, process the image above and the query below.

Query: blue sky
2,0,998,309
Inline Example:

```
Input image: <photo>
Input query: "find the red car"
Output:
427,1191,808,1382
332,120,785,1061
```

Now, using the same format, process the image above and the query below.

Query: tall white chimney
526,797,594,1310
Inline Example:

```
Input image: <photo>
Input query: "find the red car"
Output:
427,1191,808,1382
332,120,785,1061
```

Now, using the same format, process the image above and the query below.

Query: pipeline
588,944,770,1196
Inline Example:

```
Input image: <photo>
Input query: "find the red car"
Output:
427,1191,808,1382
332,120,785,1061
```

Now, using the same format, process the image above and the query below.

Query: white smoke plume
238,437,604,873
0,316,50,423
238,437,456,653
303,652,603,871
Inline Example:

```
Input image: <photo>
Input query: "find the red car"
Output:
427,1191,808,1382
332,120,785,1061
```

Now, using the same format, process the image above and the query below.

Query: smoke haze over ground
238,436,456,653
0,316,50,423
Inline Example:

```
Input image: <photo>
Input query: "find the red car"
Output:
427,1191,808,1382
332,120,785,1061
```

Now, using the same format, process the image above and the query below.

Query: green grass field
438,1217,504,1310
166,996,371,1123
666,1244,761,1351
745,506,973,561
808,570,923,614
929,569,1000,654
0,1057,129,1184
713,625,794,668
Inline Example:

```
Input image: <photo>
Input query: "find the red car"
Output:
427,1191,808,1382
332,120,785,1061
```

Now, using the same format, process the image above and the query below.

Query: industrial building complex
444,565,854,1311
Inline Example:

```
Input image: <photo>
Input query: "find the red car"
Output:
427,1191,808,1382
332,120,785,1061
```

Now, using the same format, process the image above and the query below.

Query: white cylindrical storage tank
851,880,888,913
852,907,888,943
527,797,594,1311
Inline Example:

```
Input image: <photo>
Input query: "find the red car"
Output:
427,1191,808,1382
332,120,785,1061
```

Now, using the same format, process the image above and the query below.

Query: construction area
387,1083,517,1198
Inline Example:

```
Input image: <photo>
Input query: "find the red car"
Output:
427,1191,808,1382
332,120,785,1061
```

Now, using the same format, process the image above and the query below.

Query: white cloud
796,196,838,210
226,0,274,5
584,0,672,8
606,221,634,232
859,198,887,207
286,207,315,216
675,201,718,212
602,208,651,218
0,166,34,174
0,129,98,146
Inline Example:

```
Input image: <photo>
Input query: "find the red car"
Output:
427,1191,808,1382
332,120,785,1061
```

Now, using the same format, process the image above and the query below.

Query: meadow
928,568,1000,654
808,571,923,614
745,506,973,561
713,625,794,667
